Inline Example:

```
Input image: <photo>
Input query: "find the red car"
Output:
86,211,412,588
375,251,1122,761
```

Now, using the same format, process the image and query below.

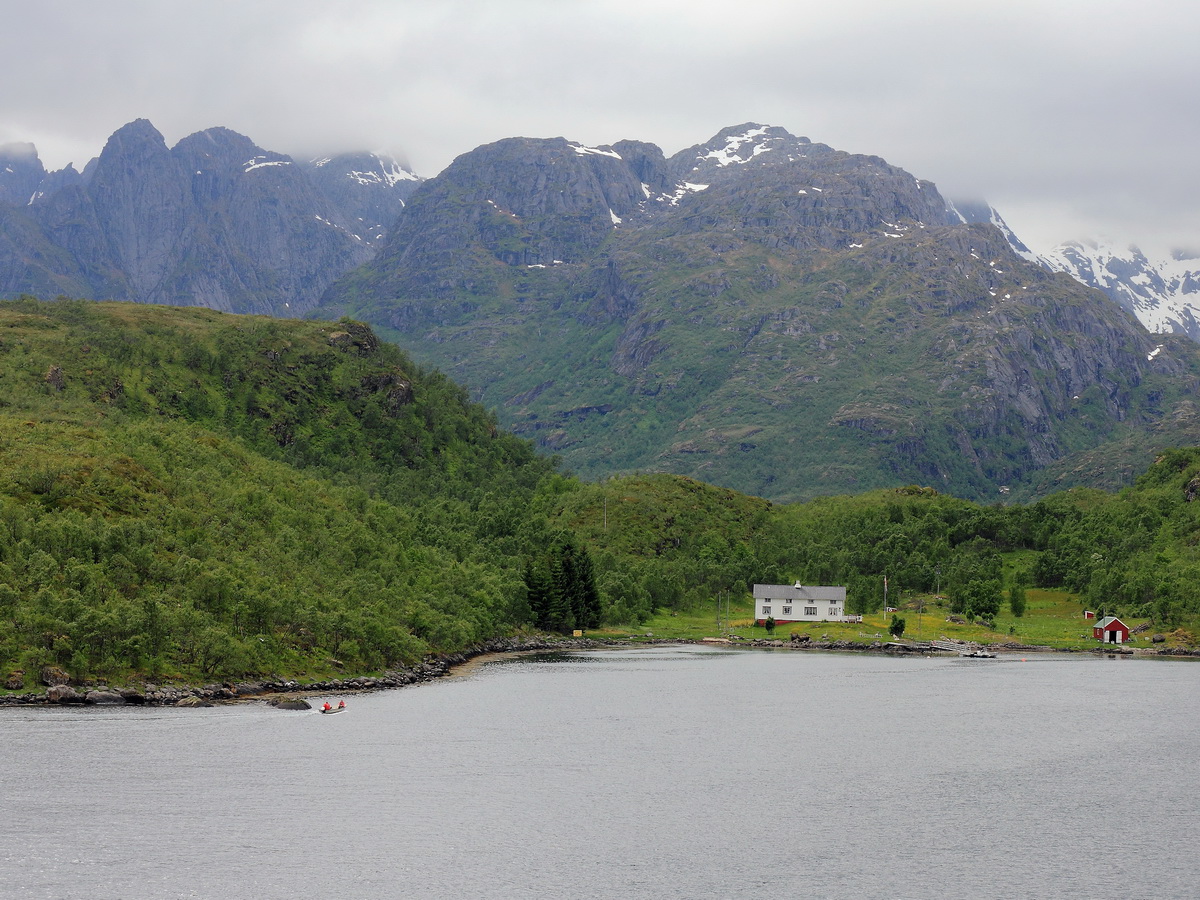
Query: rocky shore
0,636,614,709
4,633,1197,709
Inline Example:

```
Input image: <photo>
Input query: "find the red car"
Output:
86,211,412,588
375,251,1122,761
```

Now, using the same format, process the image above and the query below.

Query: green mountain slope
324,124,1200,503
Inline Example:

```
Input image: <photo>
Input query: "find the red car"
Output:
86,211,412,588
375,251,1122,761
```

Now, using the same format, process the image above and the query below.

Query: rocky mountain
947,200,1200,344
0,120,419,316
1,142,51,205
322,123,1200,503
1041,240,1200,340
948,199,1039,263
301,151,420,245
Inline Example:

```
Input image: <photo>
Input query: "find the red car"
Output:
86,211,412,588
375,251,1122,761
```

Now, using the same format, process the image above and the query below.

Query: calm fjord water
2,646,1197,899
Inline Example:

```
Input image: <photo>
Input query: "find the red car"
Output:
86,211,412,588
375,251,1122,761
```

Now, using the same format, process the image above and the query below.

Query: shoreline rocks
0,635,615,708
3,633,1198,709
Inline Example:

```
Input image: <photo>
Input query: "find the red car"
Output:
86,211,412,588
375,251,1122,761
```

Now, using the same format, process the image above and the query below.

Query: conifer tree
546,545,576,634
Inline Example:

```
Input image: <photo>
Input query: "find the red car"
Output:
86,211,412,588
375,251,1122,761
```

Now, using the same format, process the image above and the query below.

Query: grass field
595,588,1162,651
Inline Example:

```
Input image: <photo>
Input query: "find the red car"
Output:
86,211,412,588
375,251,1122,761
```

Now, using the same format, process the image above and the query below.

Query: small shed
1093,616,1130,644
1083,610,1096,620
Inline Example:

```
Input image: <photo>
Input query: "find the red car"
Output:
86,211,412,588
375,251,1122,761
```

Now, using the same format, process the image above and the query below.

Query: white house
752,583,858,625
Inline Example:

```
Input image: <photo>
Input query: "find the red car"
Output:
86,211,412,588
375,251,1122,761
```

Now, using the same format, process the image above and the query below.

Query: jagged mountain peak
953,201,1200,345
173,127,296,181
100,118,168,156
176,126,276,160
0,141,47,206
0,117,415,315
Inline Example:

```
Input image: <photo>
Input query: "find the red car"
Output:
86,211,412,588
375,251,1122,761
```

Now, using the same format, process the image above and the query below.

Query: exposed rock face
273,698,312,710
46,684,81,703
347,135,653,318
661,124,956,251
87,119,191,301
359,369,414,413
40,665,70,686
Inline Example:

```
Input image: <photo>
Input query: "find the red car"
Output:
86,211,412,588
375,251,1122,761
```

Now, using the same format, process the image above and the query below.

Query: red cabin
1093,616,1130,644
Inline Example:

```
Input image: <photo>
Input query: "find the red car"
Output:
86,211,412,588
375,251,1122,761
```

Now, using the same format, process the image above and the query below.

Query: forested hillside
2,299,1198,691
0,299,562,686
544,462,1200,636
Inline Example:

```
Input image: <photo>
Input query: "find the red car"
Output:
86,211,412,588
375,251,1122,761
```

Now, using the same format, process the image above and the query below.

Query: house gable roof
753,583,846,602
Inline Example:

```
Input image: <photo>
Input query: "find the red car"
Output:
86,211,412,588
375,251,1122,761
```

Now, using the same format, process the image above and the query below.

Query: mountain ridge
6,118,1200,504
323,123,1200,503
0,119,421,316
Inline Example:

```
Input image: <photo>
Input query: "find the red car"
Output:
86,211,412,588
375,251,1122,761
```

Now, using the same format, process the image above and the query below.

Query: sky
2,0,1196,257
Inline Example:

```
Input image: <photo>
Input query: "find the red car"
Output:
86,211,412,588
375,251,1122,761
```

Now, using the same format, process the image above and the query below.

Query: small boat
960,649,997,659
320,703,347,714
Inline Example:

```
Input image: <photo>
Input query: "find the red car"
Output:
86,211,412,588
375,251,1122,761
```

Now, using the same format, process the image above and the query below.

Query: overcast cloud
2,0,1195,255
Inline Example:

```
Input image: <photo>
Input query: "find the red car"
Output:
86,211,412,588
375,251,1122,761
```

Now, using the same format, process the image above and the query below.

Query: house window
762,606,771,615
782,606,792,615
805,607,817,616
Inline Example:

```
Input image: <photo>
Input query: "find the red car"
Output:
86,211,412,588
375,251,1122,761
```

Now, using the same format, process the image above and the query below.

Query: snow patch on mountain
243,156,291,173
347,155,420,187
1041,240,1200,339
947,199,1199,341
658,181,709,207
949,197,1200,341
697,126,774,167
571,143,622,160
